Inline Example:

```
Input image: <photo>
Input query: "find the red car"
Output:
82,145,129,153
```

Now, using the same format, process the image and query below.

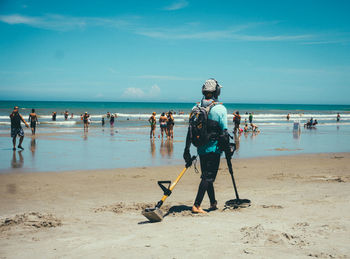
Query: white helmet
202,78,222,98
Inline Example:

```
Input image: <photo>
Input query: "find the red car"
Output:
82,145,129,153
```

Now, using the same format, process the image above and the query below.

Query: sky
0,0,350,104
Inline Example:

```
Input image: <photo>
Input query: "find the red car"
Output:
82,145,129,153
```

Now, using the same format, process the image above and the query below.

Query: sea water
0,101,349,173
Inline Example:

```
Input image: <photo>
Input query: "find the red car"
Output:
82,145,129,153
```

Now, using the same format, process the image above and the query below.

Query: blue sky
0,0,349,104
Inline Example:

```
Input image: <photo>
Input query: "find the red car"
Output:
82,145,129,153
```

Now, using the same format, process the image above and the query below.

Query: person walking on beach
148,112,156,139
28,109,38,135
337,113,340,122
287,113,290,121
102,117,105,126
166,111,175,139
52,112,57,121
233,111,241,134
183,78,228,214
159,112,168,139
83,112,89,131
249,112,253,123
10,106,29,150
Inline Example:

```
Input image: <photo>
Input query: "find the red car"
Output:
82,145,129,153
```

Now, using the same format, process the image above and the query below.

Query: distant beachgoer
10,106,29,150
159,112,168,138
166,111,175,138
304,117,315,128
233,111,241,134
107,112,111,119
64,111,69,120
110,114,115,127
102,117,105,126
83,112,89,131
70,113,74,119
28,109,38,135
287,113,290,121
337,113,340,122
52,112,57,121
244,124,249,132
250,123,259,132
148,112,156,139
249,113,253,123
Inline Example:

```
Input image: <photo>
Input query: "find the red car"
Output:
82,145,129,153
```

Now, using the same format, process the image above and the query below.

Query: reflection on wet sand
234,134,241,152
150,139,156,158
30,137,36,157
160,139,174,158
11,150,24,169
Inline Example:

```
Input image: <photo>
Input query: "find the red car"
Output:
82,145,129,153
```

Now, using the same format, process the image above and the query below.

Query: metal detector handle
185,156,197,168
158,181,172,196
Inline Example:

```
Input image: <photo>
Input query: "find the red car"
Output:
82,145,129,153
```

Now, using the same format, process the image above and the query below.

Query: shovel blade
142,208,164,222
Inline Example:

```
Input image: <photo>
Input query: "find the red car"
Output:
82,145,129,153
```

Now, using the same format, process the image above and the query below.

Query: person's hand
25,123,29,128
183,148,192,167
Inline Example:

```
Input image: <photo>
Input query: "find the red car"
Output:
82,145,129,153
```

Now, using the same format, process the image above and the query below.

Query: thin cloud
163,0,189,11
122,84,161,99
0,14,134,31
137,75,199,80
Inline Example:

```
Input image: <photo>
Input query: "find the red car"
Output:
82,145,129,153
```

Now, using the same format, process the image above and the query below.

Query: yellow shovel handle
160,167,187,202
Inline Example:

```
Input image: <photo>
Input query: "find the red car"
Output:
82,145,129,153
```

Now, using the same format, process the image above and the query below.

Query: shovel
142,156,196,222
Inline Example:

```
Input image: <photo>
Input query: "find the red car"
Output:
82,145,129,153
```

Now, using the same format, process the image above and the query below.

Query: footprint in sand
0,212,62,231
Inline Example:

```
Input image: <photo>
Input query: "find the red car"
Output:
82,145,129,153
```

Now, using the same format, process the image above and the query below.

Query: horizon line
0,99,349,106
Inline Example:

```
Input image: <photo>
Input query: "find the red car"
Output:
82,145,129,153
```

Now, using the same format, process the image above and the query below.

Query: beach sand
1,153,349,258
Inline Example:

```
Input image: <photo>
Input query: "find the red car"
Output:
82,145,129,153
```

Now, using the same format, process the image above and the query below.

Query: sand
0,153,349,258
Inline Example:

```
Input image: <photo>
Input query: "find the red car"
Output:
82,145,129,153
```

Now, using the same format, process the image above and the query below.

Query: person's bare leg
12,136,16,150
18,136,24,149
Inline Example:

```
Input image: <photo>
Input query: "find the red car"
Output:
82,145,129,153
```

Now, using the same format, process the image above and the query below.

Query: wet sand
1,153,350,258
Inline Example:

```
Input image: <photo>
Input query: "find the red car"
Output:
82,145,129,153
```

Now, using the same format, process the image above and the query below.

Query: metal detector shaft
225,153,240,200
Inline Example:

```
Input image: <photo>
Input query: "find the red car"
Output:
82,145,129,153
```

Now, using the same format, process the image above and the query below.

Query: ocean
0,100,349,173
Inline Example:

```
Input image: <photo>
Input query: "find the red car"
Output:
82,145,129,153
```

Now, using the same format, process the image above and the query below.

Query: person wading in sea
148,112,156,139
28,109,38,136
10,106,29,150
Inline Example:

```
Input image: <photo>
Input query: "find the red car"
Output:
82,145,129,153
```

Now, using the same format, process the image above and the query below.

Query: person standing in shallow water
166,111,174,139
159,113,168,139
83,112,89,131
249,112,253,123
28,109,38,135
148,112,156,139
10,106,29,150
110,114,115,127
52,112,57,121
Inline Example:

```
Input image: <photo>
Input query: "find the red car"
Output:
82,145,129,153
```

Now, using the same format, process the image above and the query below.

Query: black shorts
199,152,221,183
11,127,24,138
30,121,36,128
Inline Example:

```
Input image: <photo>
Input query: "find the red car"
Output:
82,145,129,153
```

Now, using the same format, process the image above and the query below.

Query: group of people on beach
232,111,259,134
148,111,175,139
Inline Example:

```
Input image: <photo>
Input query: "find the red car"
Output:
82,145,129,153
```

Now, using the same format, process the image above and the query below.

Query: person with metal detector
183,78,231,213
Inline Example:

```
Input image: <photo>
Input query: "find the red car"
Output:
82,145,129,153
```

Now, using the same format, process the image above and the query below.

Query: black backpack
188,102,217,147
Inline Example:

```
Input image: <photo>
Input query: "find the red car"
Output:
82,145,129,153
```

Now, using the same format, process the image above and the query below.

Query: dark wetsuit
52,113,56,121
10,113,24,138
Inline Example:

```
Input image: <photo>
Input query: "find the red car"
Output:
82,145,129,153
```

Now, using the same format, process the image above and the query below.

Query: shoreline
1,151,349,175
1,152,349,258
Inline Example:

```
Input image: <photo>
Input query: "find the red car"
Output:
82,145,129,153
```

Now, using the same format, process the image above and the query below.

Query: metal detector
224,143,251,209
